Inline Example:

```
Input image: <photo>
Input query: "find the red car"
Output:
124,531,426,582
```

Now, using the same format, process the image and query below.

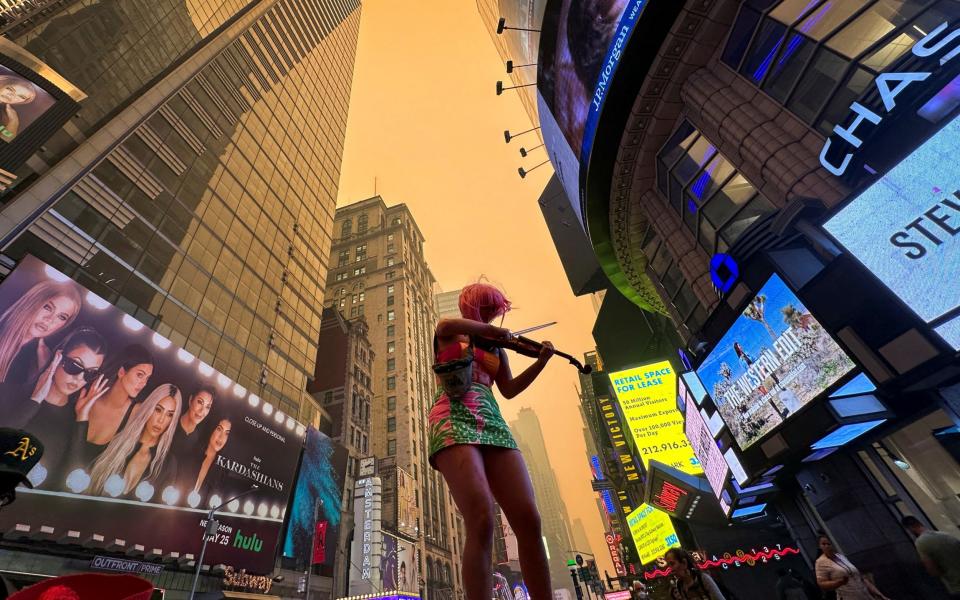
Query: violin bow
510,321,557,338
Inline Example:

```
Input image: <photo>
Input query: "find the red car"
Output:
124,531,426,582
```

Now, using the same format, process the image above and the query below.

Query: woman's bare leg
434,445,497,600
483,447,552,599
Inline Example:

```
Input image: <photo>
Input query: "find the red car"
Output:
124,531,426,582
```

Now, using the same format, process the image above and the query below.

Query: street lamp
188,484,259,600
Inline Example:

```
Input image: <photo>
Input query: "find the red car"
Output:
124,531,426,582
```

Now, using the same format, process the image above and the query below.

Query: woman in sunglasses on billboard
0,327,107,487
88,384,182,498
0,279,82,385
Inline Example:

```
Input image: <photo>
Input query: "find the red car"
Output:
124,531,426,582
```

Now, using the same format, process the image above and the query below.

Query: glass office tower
0,0,361,427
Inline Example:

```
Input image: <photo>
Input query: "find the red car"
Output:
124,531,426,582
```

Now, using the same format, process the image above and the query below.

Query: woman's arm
816,561,848,591
494,342,554,399
436,318,510,340
700,574,726,600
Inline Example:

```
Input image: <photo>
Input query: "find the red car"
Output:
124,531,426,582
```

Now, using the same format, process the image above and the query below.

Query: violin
474,334,593,375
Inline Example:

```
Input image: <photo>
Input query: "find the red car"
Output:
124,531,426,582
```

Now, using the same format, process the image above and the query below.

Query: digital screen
537,0,648,218
609,361,703,476
0,256,303,573
682,371,709,406
0,38,84,180
810,419,887,450
696,275,856,449
724,448,749,486
829,373,876,398
731,503,767,519
283,428,348,575
824,115,960,349
683,395,729,498
626,503,680,565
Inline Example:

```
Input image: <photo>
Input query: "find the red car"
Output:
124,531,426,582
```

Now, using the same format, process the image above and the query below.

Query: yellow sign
609,361,702,476
627,504,680,564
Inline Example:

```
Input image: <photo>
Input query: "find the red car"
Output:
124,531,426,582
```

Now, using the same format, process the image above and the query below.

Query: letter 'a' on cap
0,427,44,489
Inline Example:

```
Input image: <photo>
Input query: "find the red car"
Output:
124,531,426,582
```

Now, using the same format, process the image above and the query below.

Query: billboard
626,504,679,565
682,388,728,498
0,38,84,186
696,275,856,450
537,0,649,221
608,361,702,476
0,255,304,572
282,427,348,575
823,115,960,349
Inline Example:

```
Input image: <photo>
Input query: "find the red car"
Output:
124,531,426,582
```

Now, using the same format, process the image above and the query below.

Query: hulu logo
233,530,263,553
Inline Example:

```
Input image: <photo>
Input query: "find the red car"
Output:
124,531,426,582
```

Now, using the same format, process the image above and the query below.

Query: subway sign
820,21,960,177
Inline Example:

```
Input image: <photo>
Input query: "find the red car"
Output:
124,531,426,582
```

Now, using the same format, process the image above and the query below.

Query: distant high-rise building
323,196,465,600
510,407,575,591
307,306,373,595
435,288,462,321
571,518,591,557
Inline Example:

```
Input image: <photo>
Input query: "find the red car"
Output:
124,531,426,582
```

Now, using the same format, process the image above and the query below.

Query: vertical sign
605,532,627,576
348,476,382,595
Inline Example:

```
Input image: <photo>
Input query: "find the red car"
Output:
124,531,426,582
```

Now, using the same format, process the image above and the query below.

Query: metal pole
188,517,216,599
188,485,259,600
304,498,320,600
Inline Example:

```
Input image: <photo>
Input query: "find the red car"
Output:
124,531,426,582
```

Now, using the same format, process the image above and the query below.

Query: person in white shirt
814,533,890,600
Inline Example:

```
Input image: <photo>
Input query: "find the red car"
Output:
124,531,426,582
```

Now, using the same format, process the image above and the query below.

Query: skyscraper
0,0,362,594
434,288,462,321
510,407,575,592
324,196,465,600
0,0,361,430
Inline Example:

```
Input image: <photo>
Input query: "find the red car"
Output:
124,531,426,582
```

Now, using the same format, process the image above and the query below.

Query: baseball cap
0,428,43,489
9,573,154,600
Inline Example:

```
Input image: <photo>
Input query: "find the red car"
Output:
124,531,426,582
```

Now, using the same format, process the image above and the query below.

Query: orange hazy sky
336,0,613,575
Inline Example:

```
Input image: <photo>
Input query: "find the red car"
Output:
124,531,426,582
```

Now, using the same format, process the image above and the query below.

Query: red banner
312,520,328,565
605,532,626,576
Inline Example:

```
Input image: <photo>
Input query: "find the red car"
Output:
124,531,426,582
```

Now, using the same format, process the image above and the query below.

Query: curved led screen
537,0,648,222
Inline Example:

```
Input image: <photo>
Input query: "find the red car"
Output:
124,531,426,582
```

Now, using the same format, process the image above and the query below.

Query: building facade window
387,295,394,306
387,284,395,294
387,439,396,456
387,358,395,370
357,213,368,233
341,219,352,238
387,325,395,337
353,266,366,276
387,396,396,410
356,244,367,261
387,310,395,321
386,271,395,280
387,416,396,432
387,376,396,390
637,221,708,336
387,341,395,353
722,0,947,134
657,121,775,256
387,257,395,267
338,249,349,266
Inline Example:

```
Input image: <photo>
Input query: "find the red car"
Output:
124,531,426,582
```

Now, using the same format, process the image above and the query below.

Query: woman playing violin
428,283,555,600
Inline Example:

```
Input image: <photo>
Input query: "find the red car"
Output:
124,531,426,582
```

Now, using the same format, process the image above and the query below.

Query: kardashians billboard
0,255,304,572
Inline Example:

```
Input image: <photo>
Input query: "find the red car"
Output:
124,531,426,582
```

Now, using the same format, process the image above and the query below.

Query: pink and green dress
428,340,518,468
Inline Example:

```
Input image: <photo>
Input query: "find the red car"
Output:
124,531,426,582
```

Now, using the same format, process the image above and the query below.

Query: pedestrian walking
814,533,891,600
665,548,725,600
901,515,960,597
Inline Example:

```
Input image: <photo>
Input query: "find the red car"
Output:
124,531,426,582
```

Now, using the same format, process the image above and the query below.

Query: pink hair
458,283,511,323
